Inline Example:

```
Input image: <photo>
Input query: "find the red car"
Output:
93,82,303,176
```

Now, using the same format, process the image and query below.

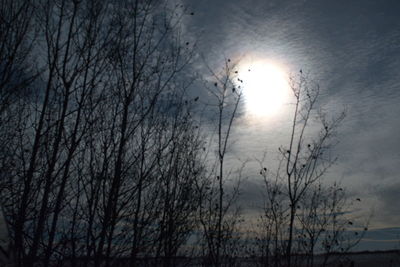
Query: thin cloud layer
184,0,400,250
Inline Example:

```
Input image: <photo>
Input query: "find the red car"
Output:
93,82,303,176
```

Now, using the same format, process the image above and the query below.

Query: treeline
0,0,365,267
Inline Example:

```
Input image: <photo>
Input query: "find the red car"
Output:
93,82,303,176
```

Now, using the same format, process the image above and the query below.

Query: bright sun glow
238,61,290,117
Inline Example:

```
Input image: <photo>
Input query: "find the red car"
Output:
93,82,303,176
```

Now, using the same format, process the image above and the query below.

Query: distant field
318,250,400,267
1,251,399,266
242,251,400,266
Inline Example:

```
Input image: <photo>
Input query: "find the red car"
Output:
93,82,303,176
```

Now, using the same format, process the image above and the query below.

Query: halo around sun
237,60,290,117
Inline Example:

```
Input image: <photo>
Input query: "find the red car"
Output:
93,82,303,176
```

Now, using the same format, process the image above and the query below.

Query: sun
238,60,290,117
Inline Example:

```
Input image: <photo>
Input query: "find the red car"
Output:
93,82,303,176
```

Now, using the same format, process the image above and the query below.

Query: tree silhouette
197,59,244,267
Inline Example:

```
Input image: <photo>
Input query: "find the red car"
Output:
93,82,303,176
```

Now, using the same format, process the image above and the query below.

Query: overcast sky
184,0,400,250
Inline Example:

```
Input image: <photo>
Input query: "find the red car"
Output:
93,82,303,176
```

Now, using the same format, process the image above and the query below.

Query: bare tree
254,73,347,267
197,59,244,267
151,92,205,267
0,1,36,261
0,0,201,266
0,0,36,116
255,160,288,267
280,73,345,267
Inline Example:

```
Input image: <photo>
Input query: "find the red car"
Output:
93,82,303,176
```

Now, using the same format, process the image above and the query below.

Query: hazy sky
184,0,400,250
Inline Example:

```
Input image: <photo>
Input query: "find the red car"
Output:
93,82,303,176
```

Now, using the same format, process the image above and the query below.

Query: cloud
185,0,400,238
371,183,400,227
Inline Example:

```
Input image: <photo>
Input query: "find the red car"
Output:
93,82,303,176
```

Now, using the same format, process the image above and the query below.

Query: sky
183,0,400,250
